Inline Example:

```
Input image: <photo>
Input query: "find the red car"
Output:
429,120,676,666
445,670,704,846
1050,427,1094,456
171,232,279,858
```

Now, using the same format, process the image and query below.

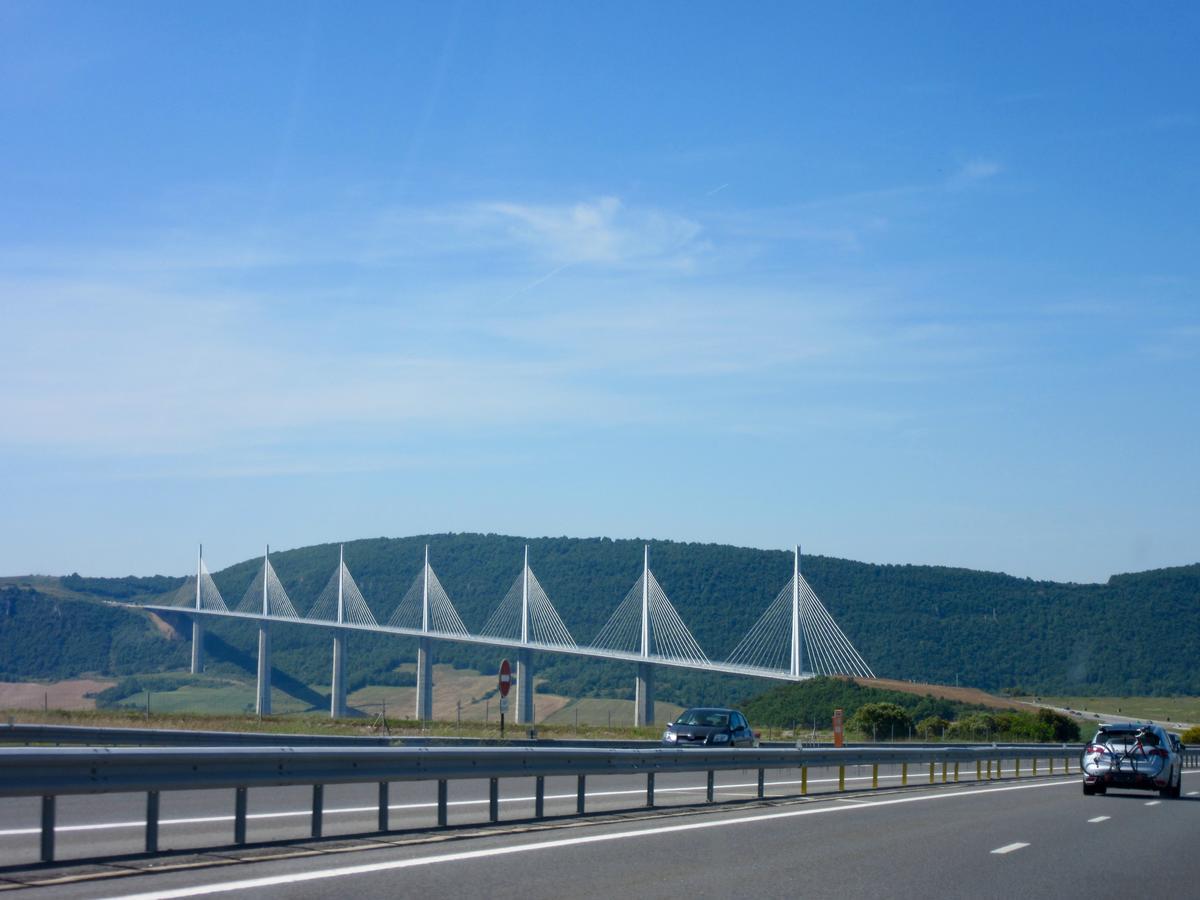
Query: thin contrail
503,261,575,300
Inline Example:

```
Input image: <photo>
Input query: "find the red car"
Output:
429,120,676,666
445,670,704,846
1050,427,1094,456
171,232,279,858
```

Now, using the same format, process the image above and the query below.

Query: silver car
1081,723,1183,797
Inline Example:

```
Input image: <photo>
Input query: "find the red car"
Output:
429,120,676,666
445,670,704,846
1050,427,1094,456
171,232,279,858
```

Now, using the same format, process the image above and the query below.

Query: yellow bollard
902,762,908,786
872,764,878,789
954,762,959,783
801,766,808,795
1033,758,1038,776
1049,757,1054,775
941,761,947,784
1064,756,1070,774
997,759,1002,778
929,761,935,784
986,760,992,779
1015,759,1020,778
838,766,845,792
976,760,982,781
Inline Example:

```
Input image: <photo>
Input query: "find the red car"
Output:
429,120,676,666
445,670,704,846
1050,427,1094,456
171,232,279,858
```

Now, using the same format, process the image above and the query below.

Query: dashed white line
1145,800,1161,806
1087,816,1109,823
991,842,1030,855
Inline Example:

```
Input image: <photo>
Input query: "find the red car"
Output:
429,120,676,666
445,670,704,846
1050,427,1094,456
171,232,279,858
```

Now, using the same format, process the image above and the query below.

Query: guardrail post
1064,755,1070,774
1015,759,1020,778
953,762,959,783
707,770,715,802
234,787,247,845
902,762,908,786
757,769,765,799
378,782,389,833
146,791,160,853
838,766,845,791
801,766,808,795
535,776,545,818
941,761,947,783
577,775,586,815
1049,756,1054,775
437,780,448,827
872,764,878,789
40,795,54,863
489,778,499,822
996,759,1002,779
986,760,992,779
312,785,323,838
928,761,934,785
976,760,981,781
1032,758,1038,776
647,772,656,807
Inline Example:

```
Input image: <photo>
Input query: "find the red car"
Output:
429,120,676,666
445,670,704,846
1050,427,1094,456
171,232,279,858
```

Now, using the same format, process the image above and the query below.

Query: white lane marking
1087,816,1109,823
1145,800,1161,806
96,779,1076,900
0,772,916,838
991,842,1029,855
1188,791,1198,796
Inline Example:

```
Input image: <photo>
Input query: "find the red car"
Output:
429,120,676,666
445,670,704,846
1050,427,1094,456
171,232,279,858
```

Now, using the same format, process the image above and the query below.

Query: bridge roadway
2,766,1197,897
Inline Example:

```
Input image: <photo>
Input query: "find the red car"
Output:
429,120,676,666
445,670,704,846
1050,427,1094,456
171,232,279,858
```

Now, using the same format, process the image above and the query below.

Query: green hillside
2,534,1199,705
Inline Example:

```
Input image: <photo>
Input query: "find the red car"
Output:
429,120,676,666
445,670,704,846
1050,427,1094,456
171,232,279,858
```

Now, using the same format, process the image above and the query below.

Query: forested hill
5,534,1199,700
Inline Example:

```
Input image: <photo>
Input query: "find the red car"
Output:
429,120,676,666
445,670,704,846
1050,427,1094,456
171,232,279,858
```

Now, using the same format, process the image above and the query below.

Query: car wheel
1083,781,1095,796
1095,783,1106,795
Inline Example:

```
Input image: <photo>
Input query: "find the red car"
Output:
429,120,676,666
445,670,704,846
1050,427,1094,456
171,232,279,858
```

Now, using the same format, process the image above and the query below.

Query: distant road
1024,701,1193,731
19,770,1200,900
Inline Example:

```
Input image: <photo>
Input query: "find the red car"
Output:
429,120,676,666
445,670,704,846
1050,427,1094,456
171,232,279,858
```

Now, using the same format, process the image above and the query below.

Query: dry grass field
851,676,1027,710
348,665,574,723
0,679,115,711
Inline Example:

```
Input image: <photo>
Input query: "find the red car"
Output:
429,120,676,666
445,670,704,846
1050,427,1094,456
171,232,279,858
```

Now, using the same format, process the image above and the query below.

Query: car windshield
1094,729,1156,750
677,710,729,727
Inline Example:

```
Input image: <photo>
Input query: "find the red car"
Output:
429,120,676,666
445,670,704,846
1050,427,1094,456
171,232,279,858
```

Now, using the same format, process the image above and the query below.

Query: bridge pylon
255,545,272,716
415,546,433,722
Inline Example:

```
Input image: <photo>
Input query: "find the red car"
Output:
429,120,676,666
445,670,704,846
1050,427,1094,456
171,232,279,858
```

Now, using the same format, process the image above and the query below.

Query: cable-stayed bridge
138,544,873,727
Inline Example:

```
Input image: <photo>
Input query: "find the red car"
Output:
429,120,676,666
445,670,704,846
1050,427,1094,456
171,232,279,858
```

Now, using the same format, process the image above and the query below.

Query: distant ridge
3,534,1198,700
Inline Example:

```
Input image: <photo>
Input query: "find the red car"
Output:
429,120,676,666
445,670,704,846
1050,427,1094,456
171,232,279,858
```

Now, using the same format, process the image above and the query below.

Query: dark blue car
662,707,758,747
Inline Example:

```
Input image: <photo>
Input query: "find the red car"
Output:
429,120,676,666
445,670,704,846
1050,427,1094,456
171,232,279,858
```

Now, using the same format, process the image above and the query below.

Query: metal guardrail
0,723,396,747
1,742,1094,865
0,722,1065,751
0,723,659,750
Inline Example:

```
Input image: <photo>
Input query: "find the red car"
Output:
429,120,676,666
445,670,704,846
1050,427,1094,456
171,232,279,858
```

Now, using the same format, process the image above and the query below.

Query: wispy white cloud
0,184,1036,474
948,158,1002,188
1140,324,1200,361
466,196,704,269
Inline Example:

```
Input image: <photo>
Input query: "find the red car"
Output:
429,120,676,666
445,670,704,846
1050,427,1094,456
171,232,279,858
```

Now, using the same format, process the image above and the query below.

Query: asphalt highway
2,766,1196,898
1,762,924,864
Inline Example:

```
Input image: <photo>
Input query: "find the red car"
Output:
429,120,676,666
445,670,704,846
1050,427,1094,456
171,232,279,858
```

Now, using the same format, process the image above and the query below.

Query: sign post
498,658,512,738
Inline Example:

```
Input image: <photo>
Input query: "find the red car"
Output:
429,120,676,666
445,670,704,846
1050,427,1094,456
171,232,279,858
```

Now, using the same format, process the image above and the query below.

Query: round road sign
498,659,512,698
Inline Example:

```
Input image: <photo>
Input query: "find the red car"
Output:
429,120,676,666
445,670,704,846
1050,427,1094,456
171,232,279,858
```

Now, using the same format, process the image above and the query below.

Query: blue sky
1,2,1196,583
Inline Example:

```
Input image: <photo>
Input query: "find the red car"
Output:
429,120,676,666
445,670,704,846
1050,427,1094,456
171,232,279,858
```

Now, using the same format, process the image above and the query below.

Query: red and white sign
498,659,512,698
832,708,844,748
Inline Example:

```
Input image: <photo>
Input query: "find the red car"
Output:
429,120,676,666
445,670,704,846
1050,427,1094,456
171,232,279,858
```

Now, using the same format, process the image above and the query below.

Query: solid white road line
97,779,1076,900
990,843,1030,855
1087,816,1109,823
